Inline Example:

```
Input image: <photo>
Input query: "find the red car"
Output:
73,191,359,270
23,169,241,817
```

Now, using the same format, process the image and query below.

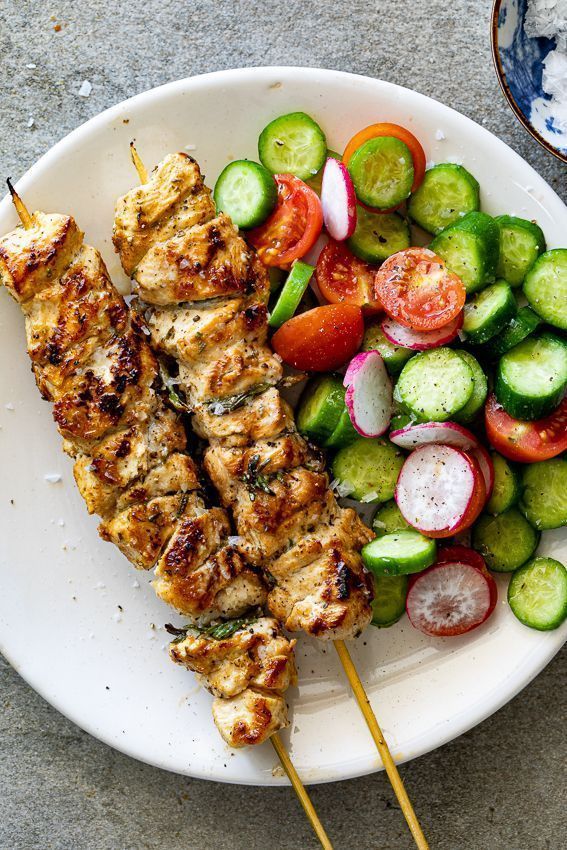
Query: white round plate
0,67,565,786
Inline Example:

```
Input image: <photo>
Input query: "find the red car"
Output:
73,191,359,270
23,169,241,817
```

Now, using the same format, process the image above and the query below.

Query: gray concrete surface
0,1,565,848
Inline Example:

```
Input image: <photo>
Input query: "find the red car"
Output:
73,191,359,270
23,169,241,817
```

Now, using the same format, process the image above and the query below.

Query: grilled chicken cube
193,387,294,447
170,617,296,697
212,689,288,748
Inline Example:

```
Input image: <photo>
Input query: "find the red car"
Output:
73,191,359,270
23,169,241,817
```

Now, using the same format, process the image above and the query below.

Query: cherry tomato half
271,304,364,372
342,123,426,193
315,240,381,312
248,174,323,268
485,394,567,463
374,247,466,331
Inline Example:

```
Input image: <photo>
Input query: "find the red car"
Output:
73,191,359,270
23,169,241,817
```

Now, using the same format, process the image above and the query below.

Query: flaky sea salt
435,128,446,141
44,473,61,483
26,62,37,69
27,116,35,128
4,402,14,411
78,80,92,98
526,1,567,130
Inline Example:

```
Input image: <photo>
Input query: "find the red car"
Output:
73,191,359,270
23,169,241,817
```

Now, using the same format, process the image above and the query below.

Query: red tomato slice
342,123,426,192
271,304,364,372
485,394,567,462
315,240,382,312
374,247,466,331
248,174,323,268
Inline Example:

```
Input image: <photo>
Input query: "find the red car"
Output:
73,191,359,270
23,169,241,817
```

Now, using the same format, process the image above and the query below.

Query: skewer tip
129,141,149,184
6,178,33,229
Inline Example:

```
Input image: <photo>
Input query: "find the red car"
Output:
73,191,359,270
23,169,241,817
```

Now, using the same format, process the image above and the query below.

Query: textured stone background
0,1,565,849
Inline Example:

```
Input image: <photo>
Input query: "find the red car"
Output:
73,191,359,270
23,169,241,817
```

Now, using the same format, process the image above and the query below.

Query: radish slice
406,561,495,636
344,350,393,437
321,158,357,241
381,313,463,350
390,421,478,451
469,444,494,501
436,545,498,612
395,444,478,536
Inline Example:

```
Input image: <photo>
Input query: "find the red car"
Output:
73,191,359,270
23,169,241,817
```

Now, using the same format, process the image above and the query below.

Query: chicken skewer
0,182,334,850
116,148,429,850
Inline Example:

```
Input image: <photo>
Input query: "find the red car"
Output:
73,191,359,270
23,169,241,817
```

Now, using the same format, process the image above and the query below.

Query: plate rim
1,66,566,786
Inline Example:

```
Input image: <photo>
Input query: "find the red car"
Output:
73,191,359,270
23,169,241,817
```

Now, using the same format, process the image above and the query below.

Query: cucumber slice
390,412,413,431
324,407,359,449
214,160,277,229
258,112,327,180
395,348,474,422
472,508,540,572
508,557,567,631
486,452,521,516
372,500,412,537
363,530,437,576
371,574,408,627
362,322,414,375
463,280,517,345
495,215,546,287
347,137,414,210
268,261,314,328
495,333,567,420
453,350,488,424
297,374,345,443
331,437,404,503
430,212,500,294
408,163,480,235
481,306,542,359
306,150,341,194
523,248,567,330
347,207,410,264
519,459,567,531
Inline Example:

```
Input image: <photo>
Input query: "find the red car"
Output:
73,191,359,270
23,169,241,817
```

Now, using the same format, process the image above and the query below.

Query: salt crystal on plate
185,143,197,151
78,80,92,98
435,129,446,141
132,579,140,589
5,402,14,411
44,473,61,483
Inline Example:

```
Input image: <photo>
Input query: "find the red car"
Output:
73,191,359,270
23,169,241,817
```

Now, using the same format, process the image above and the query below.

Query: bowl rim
491,0,567,165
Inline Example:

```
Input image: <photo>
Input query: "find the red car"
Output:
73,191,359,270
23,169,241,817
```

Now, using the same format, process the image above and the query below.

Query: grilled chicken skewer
114,152,375,640
0,187,297,751
115,151,429,850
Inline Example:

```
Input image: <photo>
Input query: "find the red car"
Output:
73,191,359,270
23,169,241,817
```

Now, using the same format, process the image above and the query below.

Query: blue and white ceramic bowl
492,0,567,163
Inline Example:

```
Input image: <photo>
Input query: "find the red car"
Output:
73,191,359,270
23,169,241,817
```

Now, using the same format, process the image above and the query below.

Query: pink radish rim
381,313,463,351
321,158,357,242
390,421,478,451
344,350,392,437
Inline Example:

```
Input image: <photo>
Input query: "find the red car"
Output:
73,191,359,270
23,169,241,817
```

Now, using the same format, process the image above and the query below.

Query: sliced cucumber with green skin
430,212,500,294
408,163,480,235
508,557,567,631
362,322,415,374
268,261,314,329
331,437,404,503
481,306,542,359
214,160,278,229
347,137,414,210
363,530,437,576
486,453,521,516
371,574,408,627
463,280,517,345
324,407,359,449
495,333,567,420
347,207,410,264
297,374,345,443
472,509,539,572
520,459,567,531
495,215,546,287
453,350,488,424
258,112,327,180
523,248,567,330
372,500,412,537
395,348,474,422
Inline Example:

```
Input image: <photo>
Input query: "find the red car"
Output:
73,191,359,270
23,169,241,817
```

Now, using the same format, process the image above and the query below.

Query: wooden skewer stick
334,639,429,850
127,146,335,850
271,733,334,850
7,178,33,229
